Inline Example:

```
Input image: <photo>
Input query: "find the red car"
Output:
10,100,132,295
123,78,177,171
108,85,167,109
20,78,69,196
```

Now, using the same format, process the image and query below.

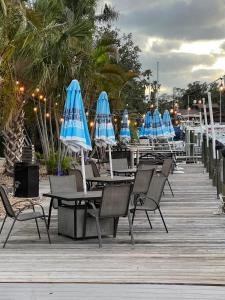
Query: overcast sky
98,0,225,93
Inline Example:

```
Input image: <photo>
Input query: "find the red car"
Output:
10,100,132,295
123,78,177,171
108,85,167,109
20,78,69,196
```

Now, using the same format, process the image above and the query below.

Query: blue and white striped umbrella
139,111,152,138
162,110,175,138
95,91,116,178
151,109,166,139
120,109,131,143
95,91,116,147
60,79,92,193
60,80,92,152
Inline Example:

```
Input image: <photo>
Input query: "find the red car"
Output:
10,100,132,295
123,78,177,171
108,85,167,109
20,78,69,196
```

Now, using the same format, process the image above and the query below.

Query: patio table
43,191,102,230
112,168,137,176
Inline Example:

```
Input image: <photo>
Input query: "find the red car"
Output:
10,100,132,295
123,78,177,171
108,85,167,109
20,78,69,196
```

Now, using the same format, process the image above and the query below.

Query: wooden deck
0,163,225,285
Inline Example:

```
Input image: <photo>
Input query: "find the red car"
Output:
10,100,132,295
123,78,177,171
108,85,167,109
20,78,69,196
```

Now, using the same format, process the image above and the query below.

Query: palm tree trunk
2,106,25,175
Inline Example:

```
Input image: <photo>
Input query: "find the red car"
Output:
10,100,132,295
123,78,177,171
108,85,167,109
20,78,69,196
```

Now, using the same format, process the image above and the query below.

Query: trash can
14,162,39,197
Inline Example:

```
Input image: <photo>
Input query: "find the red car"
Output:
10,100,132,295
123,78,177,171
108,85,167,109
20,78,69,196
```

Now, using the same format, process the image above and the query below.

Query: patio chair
87,184,134,248
0,185,51,248
48,175,77,228
131,168,155,228
112,158,128,170
159,158,174,197
89,160,100,177
131,175,168,233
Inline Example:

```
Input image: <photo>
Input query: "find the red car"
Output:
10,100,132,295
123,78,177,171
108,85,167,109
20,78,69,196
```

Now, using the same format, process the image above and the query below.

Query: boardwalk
0,164,225,285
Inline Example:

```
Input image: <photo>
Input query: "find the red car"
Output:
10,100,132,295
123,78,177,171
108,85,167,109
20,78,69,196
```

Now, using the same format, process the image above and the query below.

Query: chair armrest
11,199,34,207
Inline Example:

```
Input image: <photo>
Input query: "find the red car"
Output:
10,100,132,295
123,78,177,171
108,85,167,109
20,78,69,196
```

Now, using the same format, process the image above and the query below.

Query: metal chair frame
0,186,51,248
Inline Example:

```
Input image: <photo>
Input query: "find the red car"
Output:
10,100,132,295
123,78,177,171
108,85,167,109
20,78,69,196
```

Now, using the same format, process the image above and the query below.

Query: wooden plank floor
1,283,225,300
0,163,225,285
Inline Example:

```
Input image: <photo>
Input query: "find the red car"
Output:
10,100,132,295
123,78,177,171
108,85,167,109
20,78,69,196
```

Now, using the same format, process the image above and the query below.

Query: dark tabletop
43,191,102,201
86,176,135,183
112,168,137,173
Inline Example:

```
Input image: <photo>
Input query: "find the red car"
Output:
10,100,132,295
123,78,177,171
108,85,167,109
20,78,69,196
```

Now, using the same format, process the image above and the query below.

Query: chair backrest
112,158,128,170
132,169,155,195
89,160,100,177
73,169,84,192
161,159,173,177
100,184,132,218
0,185,15,218
77,165,94,178
144,175,167,210
138,161,156,170
49,175,77,193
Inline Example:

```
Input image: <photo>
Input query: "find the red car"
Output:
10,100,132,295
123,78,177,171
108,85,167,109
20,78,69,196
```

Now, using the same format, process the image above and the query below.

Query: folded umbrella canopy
60,79,92,193
151,109,166,139
139,111,152,138
119,109,131,143
95,91,116,178
162,110,175,138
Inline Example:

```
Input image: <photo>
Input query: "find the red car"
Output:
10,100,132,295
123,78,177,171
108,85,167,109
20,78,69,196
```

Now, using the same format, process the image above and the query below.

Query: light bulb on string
46,113,50,118
90,121,94,128
31,93,35,97
39,95,44,100
60,118,64,123
33,107,38,112
19,86,25,93
16,81,19,85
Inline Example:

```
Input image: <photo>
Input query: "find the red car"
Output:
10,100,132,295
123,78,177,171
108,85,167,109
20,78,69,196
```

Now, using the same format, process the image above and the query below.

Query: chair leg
95,216,102,248
113,217,119,238
158,207,168,233
145,210,153,229
0,216,7,235
3,218,16,248
43,215,51,244
35,218,41,239
47,198,54,229
131,200,138,225
33,207,41,239
128,211,135,246
167,178,174,197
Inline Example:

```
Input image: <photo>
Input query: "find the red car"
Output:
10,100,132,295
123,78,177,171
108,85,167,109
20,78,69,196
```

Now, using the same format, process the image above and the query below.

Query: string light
55,102,58,106
198,100,202,104
39,95,44,100
33,107,38,112
85,111,89,116
114,118,117,122
60,118,64,123
90,121,94,127
46,113,50,118
128,120,131,125
43,97,47,102
36,88,40,93
32,93,35,97
16,81,19,85
19,86,25,93
142,114,146,118
188,107,191,111
134,121,137,126
170,109,174,114
150,104,154,108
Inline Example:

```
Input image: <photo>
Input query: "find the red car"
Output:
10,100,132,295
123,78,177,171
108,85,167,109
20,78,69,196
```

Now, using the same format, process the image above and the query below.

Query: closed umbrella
120,109,131,143
60,80,92,193
139,111,152,138
151,109,166,139
162,110,175,138
95,91,116,178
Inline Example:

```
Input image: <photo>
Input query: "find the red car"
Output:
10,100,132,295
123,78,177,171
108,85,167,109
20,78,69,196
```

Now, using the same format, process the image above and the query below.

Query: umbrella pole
81,148,87,194
108,145,113,179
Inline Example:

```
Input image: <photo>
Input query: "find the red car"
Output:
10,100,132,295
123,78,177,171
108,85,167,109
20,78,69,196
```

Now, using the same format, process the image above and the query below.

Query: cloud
114,0,225,41
150,40,182,53
105,0,225,91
